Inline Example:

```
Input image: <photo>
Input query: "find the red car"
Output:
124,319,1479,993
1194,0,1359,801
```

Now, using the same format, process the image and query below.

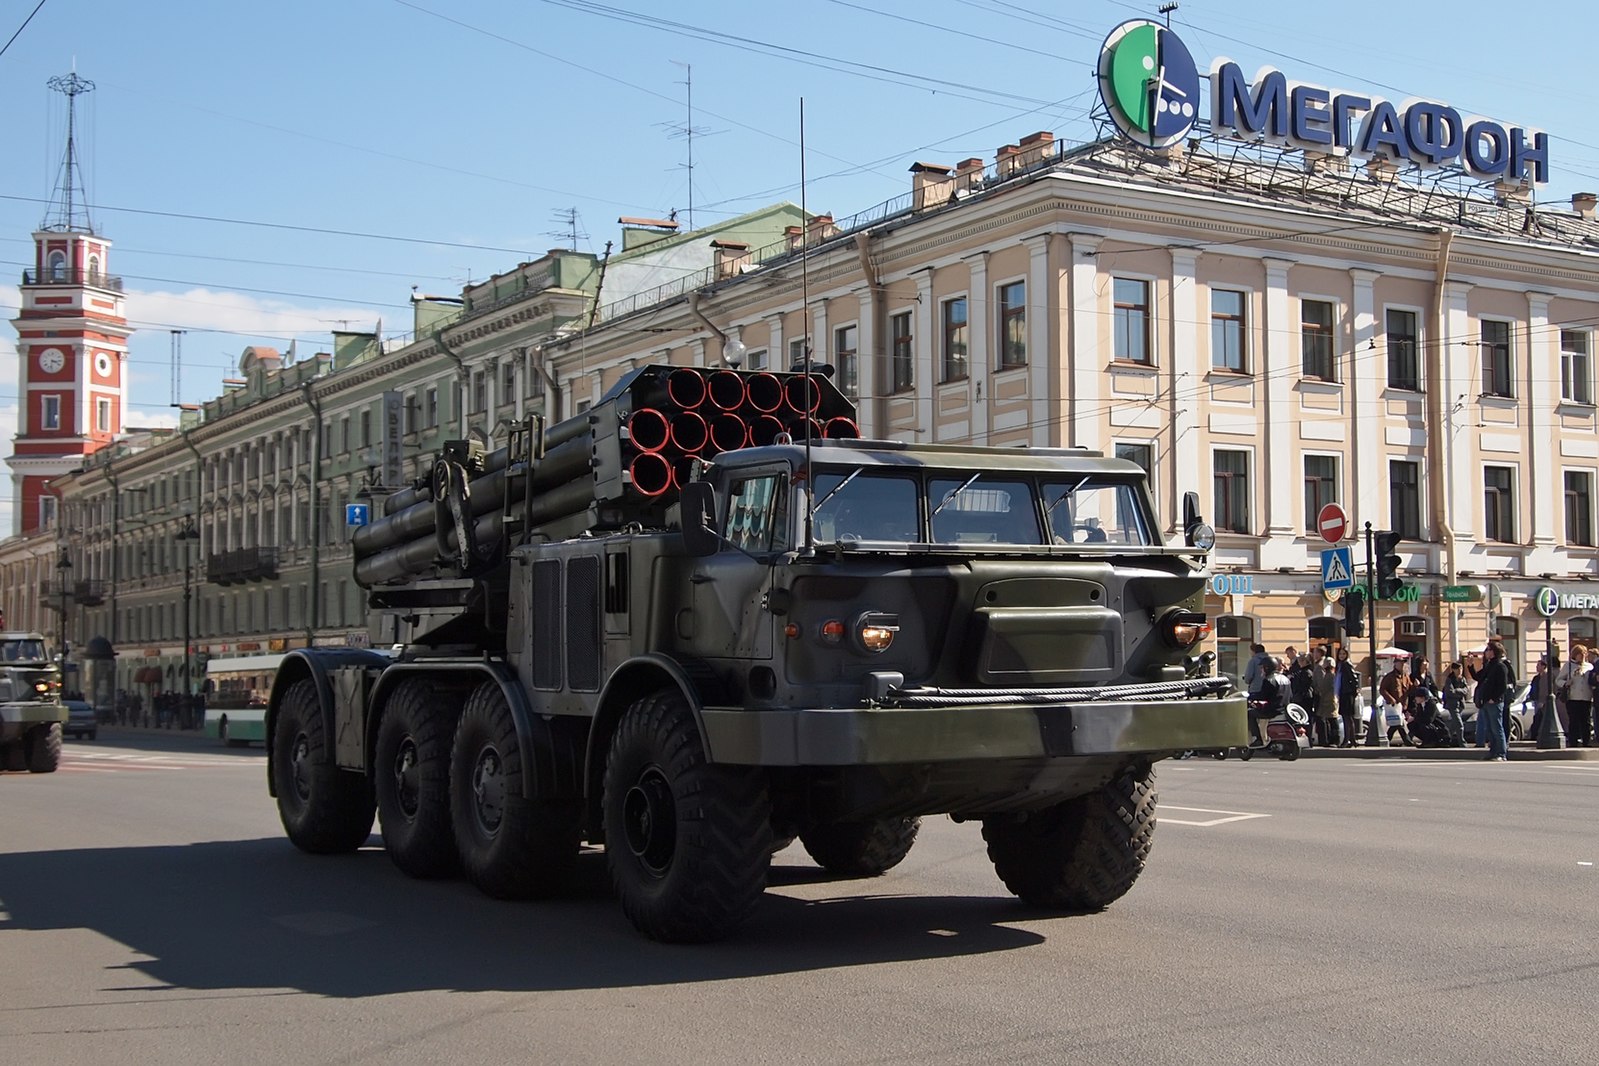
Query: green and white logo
1097,20,1201,149
1534,585,1559,618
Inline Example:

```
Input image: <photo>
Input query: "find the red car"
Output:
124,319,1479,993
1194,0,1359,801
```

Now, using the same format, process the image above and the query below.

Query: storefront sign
1440,584,1483,603
268,638,288,652
143,648,161,658
1098,20,1549,185
1534,587,1599,616
1208,573,1255,596
237,642,262,652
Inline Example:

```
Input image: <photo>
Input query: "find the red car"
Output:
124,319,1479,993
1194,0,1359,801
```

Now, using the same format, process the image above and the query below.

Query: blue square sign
346,503,370,527
1320,546,1354,590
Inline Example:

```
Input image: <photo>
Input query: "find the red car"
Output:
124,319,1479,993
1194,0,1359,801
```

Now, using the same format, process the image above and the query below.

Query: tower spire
42,72,95,234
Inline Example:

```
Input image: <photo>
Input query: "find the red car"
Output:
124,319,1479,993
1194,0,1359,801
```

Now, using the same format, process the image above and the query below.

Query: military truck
268,365,1245,942
0,632,66,773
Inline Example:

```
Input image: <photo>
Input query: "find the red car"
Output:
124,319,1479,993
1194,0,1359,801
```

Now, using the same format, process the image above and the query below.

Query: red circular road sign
1317,503,1349,544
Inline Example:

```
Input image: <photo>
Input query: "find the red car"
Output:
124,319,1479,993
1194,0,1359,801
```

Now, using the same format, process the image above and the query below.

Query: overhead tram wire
0,0,49,60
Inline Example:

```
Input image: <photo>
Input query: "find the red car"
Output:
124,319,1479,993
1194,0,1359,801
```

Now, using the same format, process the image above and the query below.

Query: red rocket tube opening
748,414,786,447
783,375,821,414
786,417,824,440
667,368,708,409
710,413,750,452
745,372,784,413
670,411,709,453
627,408,671,453
672,455,700,490
629,451,673,497
823,416,860,440
707,370,748,411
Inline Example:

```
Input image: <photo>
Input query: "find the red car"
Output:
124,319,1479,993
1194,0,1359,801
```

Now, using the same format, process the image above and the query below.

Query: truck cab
0,632,66,773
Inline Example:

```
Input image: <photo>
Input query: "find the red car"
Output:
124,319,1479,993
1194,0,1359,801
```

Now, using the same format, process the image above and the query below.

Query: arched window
47,251,67,282
1214,614,1258,686
86,255,100,283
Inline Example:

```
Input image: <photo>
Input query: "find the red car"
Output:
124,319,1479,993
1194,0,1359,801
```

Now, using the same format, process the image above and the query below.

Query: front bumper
701,686,1248,766
1,701,69,741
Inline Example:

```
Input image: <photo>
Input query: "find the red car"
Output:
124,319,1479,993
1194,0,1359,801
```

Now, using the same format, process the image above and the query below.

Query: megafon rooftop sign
1097,19,1549,185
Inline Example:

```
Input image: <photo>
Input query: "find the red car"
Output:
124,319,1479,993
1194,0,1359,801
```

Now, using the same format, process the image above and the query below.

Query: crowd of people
109,690,206,731
1237,638,1595,759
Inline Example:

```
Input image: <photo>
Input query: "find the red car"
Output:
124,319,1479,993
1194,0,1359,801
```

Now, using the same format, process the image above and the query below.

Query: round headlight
855,612,900,653
1190,523,1216,551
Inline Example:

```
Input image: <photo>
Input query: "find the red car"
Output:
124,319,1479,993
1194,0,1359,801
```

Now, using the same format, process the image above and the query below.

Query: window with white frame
746,348,768,371
1481,319,1514,398
1562,330,1592,405
96,397,112,433
41,394,60,430
1113,278,1151,364
1211,289,1247,372
788,337,809,369
1301,299,1335,381
1390,460,1422,539
39,495,58,528
1566,470,1594,547
941,297,968,382
1303,454,1337,534
997,280,1026,368
1213,449,1251,534
1484,465,1515,543
890,311,913,393
834,324,858,400
1386,309,1420,391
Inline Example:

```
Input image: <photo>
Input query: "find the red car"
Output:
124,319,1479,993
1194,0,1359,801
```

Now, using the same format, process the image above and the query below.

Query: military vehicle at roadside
0,633,66,773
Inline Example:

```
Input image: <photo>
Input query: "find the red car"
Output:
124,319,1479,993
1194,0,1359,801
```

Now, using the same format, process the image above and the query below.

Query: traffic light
1342,587,1365,637
1375,530,1404,599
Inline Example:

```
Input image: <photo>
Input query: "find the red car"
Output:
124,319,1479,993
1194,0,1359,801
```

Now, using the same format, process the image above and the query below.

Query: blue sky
3,0,1595,531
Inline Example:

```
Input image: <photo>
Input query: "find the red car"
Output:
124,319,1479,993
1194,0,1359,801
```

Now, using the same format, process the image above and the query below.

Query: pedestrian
1314,656,1339,746
1379,658,1418,746
1334,647,1360,746
1468,641,1512,761
1242,643,1270,697
1442,661,1470,746
1289,654,1318,746
1565,645,1594,746
1528,659,1549,742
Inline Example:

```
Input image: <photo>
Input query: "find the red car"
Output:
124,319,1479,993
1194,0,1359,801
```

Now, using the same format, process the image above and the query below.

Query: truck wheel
982,764,1157,911
273,679,375,854
603,689,773,943
451,682,581,899
799,817,920,877
25,723,63,773
376,680,460,879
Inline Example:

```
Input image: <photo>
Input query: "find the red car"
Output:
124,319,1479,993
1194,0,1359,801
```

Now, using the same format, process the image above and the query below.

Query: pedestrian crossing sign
1321,546,1354,590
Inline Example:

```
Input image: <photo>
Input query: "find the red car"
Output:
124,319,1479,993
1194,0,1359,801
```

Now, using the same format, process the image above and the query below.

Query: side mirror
680,482,720,557
1182,490,1215,550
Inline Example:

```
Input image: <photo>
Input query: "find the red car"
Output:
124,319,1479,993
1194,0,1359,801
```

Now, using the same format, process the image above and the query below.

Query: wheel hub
470,743,505,836
290,732,313,802
392,736,421,819
622,766,676,876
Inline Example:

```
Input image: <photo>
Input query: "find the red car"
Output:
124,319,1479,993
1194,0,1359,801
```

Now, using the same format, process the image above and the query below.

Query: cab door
689,467,790,661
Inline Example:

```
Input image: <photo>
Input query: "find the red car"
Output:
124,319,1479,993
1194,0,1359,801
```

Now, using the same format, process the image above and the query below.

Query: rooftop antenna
545,207,587,251
800,96,815,553
170,330,184,405
1158,2,1179,27
42,71,96,233
660,61,719,231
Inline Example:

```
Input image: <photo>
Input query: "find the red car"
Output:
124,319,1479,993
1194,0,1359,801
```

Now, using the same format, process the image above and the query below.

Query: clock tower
6,72,131,536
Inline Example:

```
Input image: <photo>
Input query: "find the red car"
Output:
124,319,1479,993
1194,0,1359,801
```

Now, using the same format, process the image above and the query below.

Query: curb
1301,744,1599,761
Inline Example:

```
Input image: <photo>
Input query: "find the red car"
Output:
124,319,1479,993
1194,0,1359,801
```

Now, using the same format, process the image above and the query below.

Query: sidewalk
1302,741,1599,761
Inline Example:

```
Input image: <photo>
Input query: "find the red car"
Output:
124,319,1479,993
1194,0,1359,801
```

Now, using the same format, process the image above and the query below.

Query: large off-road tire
799,816,920,877
450,681,582,899
603,689,773,943
982,764,1157,911
273,679,375,854
375,679,461,879
25,723,63,773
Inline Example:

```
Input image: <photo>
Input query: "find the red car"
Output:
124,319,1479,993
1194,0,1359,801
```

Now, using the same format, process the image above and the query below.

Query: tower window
48,251,67,282
42,395,61,430
97,397,112,433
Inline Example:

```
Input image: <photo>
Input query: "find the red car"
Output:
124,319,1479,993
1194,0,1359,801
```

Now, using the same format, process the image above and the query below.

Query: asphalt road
2,733,1595,1066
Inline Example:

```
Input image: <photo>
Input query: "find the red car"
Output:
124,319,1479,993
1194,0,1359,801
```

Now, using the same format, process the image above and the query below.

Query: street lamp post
176,518,199,729
55,549,72,690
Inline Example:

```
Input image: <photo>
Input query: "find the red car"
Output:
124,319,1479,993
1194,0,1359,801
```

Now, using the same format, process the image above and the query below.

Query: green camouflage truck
0,632,66,773
267,365,1246,941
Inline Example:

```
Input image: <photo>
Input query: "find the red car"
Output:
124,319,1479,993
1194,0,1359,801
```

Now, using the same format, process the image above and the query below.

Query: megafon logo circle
1534,585,1559,618
1098,20,1201,149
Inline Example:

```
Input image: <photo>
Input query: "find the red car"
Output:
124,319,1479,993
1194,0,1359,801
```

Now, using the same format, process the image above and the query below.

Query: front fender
584,653,716,803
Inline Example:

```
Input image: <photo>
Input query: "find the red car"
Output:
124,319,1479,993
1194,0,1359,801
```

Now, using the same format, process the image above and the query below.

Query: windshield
1041,478,1154,546
812,472,920,543
1,639,47,662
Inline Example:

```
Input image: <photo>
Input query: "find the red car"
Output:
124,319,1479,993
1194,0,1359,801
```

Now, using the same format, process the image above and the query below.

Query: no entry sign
1317,502,1349,544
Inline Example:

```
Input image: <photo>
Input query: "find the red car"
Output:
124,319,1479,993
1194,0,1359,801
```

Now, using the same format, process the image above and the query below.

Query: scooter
1215,698,1310,761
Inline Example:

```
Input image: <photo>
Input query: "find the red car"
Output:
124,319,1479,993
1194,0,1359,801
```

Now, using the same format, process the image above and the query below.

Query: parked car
62,699,97,741
1460,682,1536,742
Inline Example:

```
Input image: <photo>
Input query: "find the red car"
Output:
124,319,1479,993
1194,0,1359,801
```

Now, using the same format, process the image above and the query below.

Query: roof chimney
710,239,751,281
805,213,837,243
909,161,954,212
995,144,1022,179
1018,131,1056,168
954,157,985,195
1573,192,1598,220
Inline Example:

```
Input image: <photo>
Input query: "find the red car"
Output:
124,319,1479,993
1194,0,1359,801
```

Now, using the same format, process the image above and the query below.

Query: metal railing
205,547,280,585
21,269,124,291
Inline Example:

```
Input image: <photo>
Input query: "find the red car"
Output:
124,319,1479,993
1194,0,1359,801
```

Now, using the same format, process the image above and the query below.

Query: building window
834,325,858,400
1562,330,1592,405
424,387,439,429
1570,616,1598,654
746,348,768,372
48,251,66,281
360,409,371,448
1303,455,1337,534
1115,442,1152,476
1211,289,1247,372
502,361,516,398
340,417,351,454
1390,460,1422,539
1301,299,1335,381
1113,278,1151,364
1213,449,1250,534
890,311,913,393
404,393,419,435
87,255,100,283
1566,471,1594,547
39,495,58,529
997,280,1026,368
41,394,60,430
1481,319,1514,398
1484,465,1515,543
1215,615,1257,687
788,337,809,369
941,297,968,382
96,397,112,433
1387,309,1420,391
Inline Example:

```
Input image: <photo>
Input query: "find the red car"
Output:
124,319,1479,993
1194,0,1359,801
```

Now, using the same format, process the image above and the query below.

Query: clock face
38,348,64,374
94,352,113,378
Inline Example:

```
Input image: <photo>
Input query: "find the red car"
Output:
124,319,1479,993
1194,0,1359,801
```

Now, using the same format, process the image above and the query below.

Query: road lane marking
1161,805,1270,827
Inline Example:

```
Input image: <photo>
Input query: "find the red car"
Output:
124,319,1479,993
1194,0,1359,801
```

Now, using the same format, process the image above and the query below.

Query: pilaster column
1349,268,1382,525
914,268,935,442
1527,291,1559,570
854,287,876,435
1443,281,1475,544
1260,258,1297,566
965,250,990,443
766,314,784,374
1068,234,1103,452
1169,248,1201,526
1023,233,1051,447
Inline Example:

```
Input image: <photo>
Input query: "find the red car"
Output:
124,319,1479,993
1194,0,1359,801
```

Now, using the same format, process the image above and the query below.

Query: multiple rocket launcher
350,365,858,589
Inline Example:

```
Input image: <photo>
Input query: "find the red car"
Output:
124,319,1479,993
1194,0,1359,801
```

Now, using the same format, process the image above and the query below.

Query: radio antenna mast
42,71,96,233
800,96,815,552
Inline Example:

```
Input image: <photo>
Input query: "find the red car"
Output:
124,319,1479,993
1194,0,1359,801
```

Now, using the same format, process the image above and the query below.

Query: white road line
1161,805,1271,827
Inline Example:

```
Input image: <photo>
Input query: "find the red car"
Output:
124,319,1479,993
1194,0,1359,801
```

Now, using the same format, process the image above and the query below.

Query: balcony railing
21,268,124,292
73,580,106,607
206,547,279,585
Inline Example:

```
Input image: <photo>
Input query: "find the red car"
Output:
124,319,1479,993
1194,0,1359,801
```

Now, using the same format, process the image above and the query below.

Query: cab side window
725,474,789,553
